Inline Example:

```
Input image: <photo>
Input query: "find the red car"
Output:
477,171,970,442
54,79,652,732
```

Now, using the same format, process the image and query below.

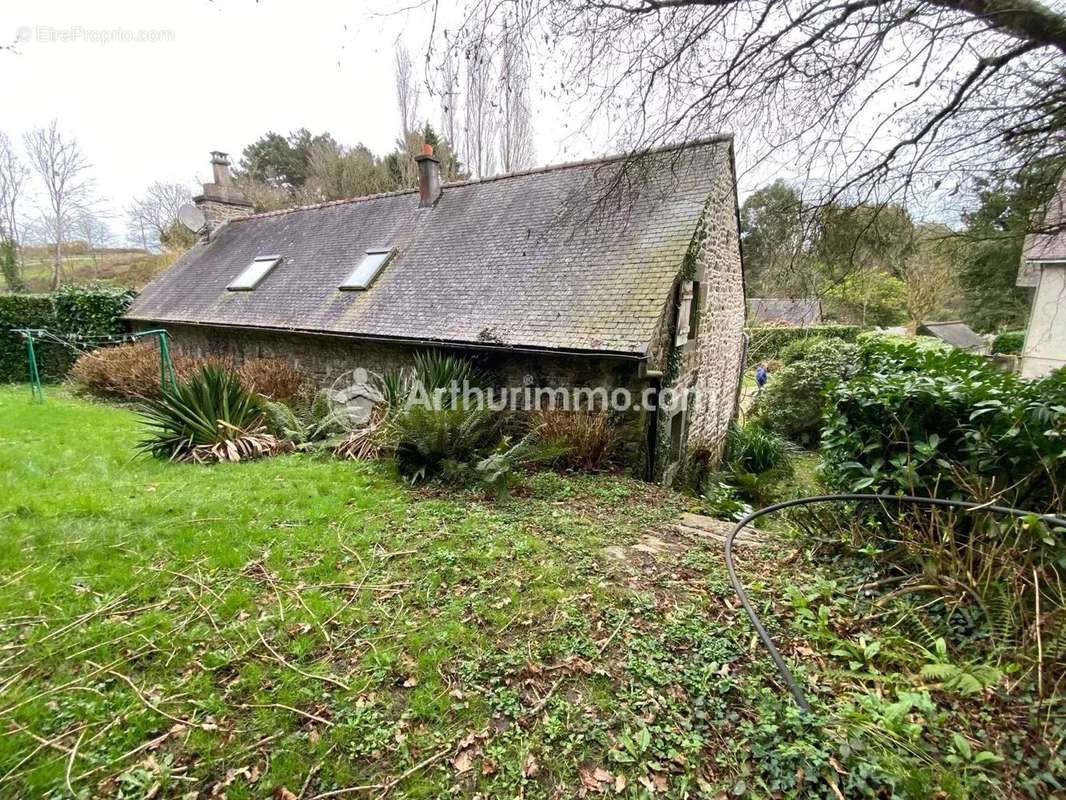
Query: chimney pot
210,151,232,185
414,148,442,207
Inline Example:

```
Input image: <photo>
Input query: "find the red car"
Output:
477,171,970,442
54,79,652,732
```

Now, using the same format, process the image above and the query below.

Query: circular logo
327,367,385,431
15,26,31,43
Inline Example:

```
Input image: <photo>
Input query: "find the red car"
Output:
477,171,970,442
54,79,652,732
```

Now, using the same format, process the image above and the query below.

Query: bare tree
73,208,114,279
395,42,421,140
23,121,94,289
464,43,498,178
0,130,28,291
498,21,535,173
127,181,193,251
439,49,463,173
449,0,1066,221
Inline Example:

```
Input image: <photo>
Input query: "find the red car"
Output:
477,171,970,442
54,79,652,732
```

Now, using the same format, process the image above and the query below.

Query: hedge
745,325,862,364
0,286,134,383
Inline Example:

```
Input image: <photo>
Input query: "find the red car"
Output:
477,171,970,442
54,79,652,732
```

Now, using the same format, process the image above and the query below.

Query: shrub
446,434,567,497
138,365,286,463
237,358,307,403
70,341,199,401
531,409,616,471
745,324,861,364
724,421,794,475
410,350,486,407
700,481,753,521
991,330,1025,355
752,338,860,444
823,357,1066,512
392,404,500,483
777,335,833,365
857,332,991,376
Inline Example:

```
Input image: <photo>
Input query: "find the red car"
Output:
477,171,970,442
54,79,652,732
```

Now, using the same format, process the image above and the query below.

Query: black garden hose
724,493,1066,712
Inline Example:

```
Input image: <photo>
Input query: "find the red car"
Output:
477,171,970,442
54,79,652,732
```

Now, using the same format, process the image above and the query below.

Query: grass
0,387,1060,798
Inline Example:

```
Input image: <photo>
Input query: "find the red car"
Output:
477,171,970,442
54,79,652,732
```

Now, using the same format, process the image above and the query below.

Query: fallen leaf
523,752,539,777
402,675,418,688
579,768,603,792
614,773,627,793
275,789,298,800
452,749,474,774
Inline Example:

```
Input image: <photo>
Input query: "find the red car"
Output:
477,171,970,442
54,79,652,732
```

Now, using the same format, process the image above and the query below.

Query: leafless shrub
69,341,198,401
237,358,308,404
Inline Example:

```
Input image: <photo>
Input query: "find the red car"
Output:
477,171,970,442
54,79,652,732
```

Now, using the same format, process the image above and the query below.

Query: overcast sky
2,0,975,246
1,0,602,244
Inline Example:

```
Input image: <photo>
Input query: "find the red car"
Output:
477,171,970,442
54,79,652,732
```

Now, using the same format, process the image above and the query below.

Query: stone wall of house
654,153,746,482
155,322,648,393
147,322,655,469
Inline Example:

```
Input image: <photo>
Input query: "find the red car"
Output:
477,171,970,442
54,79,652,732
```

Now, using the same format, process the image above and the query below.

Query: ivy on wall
0,286,135,383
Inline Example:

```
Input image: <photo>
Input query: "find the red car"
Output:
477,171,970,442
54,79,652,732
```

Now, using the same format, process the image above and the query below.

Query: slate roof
917,321,985,351
1018,174,1066,287
747,298,822,326
126,138,736,356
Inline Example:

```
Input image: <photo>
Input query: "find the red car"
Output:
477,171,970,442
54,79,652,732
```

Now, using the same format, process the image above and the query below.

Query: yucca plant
410,350,486,408
138,365,286,463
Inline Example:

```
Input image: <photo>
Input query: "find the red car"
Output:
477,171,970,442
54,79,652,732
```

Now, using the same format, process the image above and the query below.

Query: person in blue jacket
755,363,768,389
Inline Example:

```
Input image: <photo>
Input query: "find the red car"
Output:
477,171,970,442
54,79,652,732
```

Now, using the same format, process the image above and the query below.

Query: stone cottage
125,139,746,482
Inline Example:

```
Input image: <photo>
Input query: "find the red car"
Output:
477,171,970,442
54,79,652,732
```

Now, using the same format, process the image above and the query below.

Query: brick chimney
414,144,442,207
194,151,253,238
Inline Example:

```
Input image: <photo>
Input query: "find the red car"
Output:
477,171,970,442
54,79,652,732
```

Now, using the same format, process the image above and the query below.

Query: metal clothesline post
10,327,177,403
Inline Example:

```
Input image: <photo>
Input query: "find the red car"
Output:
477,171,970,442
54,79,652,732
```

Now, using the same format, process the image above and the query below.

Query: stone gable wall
658,158,746,480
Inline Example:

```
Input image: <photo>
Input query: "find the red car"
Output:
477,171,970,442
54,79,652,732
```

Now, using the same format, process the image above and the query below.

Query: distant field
6,247,179,293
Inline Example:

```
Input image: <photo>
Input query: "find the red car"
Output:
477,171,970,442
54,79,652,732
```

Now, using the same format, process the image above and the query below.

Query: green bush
393,404,500,484
823,355,1066,512
753,338,860,444
724,421,794,474
777,335,834,365
745,325,861,364
991,330,1025,355
0,285,134,383
857,332,986,375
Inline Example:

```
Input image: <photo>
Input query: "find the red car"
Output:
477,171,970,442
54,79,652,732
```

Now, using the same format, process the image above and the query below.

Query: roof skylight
227,256,281,291
340,248,393,291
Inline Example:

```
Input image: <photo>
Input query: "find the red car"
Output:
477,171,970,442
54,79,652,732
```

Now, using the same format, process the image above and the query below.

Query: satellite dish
177,204,206,233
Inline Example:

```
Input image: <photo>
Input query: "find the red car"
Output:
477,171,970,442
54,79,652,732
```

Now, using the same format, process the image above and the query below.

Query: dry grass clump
532,409,618,471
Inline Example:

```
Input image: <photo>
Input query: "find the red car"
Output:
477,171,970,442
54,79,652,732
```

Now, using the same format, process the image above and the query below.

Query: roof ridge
232,134,734,222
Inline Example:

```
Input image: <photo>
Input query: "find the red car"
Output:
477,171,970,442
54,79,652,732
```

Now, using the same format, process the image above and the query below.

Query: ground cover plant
2,387,1063,797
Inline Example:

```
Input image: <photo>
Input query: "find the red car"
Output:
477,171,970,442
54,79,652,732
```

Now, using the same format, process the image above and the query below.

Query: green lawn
0,387,1059,798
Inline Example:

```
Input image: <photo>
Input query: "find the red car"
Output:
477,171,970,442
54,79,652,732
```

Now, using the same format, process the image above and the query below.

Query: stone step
675,512,762,545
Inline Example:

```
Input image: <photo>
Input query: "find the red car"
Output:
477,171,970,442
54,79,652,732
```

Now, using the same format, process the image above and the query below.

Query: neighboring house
1017,177,1066,378
747,298,822,327
916,321,986,352
125,140,746,482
